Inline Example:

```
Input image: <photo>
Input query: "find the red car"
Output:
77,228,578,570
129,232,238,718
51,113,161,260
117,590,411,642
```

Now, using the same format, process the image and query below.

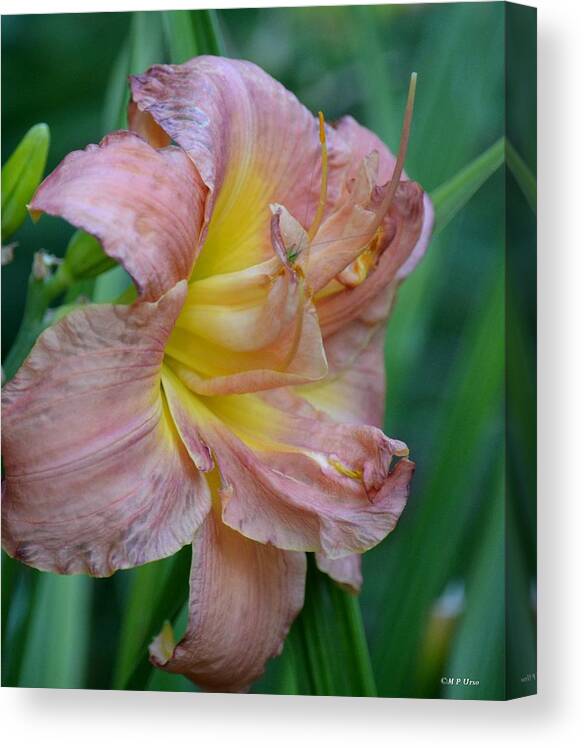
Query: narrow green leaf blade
192,9,226,56
506,139,537,214
431,137,504,235
102,11,165,134
163,10,199,63
116,545,191,691
18,573,91,689
445,459,505,700
329,583,377,697
255,559,377,697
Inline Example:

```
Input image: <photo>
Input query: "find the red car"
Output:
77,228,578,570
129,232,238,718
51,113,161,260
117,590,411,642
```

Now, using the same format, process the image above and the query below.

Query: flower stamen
307,111,329,243
375,72,417,222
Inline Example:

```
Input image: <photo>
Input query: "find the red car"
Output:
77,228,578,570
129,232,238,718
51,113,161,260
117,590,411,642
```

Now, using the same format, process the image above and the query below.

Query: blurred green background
1,3,536,699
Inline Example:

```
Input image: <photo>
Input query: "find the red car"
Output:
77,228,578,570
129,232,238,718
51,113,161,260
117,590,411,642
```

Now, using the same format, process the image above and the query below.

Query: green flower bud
63,229,117,280
1,123,50,241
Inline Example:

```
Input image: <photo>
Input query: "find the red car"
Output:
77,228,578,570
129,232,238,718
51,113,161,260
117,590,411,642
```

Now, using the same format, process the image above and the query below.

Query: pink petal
1,283,211,576
30,131,206,301
150,508,306,693
315,553,363,594
161,369,414,558
333,115,398,184
127,100,171,149
298,325,387,429
130,57,350,277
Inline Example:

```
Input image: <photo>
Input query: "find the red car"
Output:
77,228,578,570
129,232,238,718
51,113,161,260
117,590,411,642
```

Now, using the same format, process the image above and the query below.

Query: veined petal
29,131,206,301
150,506,306,693
161,369,413,558
298,324,388,429
1,283,212,576
130,57,350,278
315,553,363,594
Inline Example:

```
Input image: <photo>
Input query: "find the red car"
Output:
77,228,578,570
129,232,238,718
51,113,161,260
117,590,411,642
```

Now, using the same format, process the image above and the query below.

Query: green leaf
128,11,165,76
256,559,377,697
102,11,165,134
504,498,537,698
1,562,40,686
112,556,175,689
162,10,199,63
431,137,504,235
102,43,131,133
506,139,536,214
373,264,505,695
18,573,92,688
192,9,226,56
114,545,191,690
444,458,505,700
1,123,50,241
328,582,377,696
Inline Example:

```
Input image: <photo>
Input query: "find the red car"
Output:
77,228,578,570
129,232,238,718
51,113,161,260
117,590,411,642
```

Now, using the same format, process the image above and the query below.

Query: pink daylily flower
1,57,433,692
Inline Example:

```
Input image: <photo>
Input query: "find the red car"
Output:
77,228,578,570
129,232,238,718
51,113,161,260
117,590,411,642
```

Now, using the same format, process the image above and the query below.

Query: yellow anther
318,110,326,145
307,111,329,243
328,456,362,480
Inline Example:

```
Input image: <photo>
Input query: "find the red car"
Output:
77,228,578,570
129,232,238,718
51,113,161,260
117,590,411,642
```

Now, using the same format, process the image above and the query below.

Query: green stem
2,262,72,381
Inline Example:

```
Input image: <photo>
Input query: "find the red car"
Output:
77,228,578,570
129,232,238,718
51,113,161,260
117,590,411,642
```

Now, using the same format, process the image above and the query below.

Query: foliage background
1,3,536,699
